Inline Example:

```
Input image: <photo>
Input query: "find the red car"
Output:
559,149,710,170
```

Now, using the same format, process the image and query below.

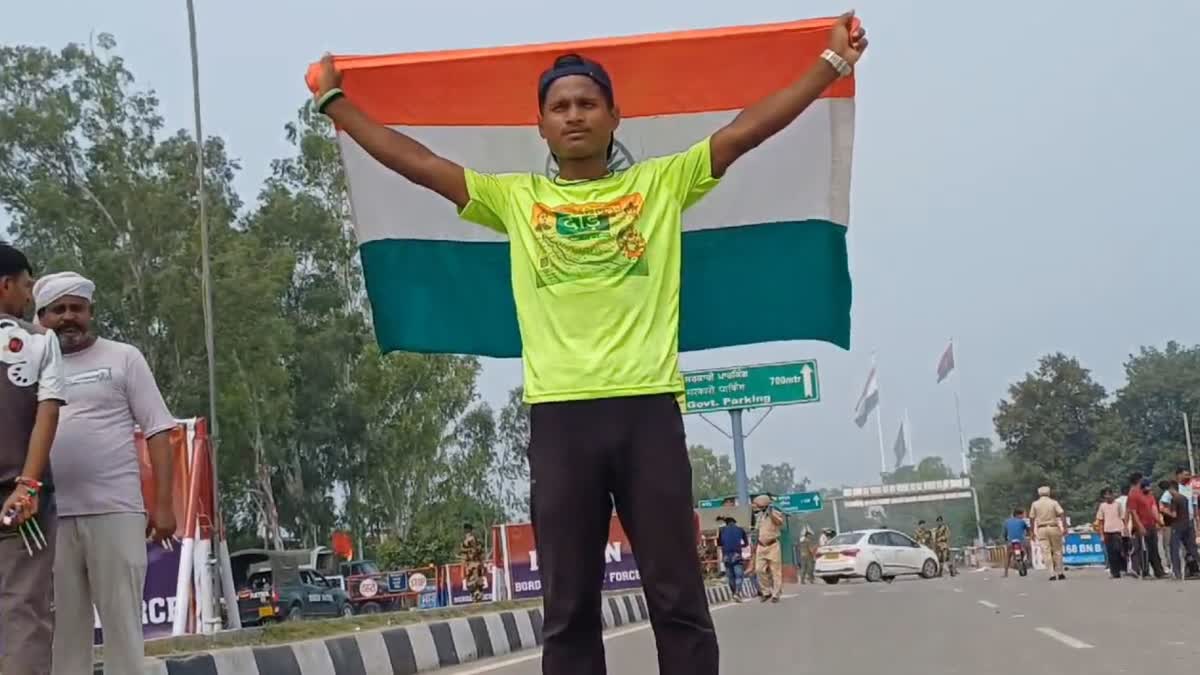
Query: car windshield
357,561,381,575
827,533,863,546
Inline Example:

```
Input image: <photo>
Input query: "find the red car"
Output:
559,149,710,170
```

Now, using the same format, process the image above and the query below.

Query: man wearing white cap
1030,485,1067,581
34,272,177,675
752,494,785,602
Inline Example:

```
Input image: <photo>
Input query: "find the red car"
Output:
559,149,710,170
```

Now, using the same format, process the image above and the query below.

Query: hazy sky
7,1,1198,489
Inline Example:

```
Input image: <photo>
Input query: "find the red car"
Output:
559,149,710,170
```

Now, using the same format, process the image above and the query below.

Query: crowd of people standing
1097,469,1198,581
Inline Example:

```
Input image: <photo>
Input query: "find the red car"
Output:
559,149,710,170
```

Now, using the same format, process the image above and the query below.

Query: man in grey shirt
34,271,177,675
0,243,66,675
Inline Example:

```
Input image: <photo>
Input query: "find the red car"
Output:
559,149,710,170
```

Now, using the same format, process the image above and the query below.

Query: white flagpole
1184,412,1195,475
949,337,969,475
873,352,886,476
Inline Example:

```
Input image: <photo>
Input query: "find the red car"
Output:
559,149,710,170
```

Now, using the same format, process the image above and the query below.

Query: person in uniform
933,516,955,577
753,495,785,603
914,520,932,549
460,523,487,602
798,525,818,585
1030,485,1067,580
0,243,66,675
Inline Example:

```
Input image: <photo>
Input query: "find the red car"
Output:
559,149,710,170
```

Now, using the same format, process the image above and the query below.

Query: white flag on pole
854,367,880,428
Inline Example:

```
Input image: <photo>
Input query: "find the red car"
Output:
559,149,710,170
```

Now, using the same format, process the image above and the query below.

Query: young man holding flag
312,13,867,673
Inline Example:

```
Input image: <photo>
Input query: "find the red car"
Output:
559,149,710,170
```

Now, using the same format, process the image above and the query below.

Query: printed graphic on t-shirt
1,318,40,388
66,368,113,386
529,194,648,287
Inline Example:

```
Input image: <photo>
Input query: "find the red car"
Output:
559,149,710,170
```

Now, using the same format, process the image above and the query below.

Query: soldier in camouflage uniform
460,523,487,602
933,516,956,577
914,520,932,550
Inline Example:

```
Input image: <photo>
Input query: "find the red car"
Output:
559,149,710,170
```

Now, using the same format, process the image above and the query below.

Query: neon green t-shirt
458,137,720,404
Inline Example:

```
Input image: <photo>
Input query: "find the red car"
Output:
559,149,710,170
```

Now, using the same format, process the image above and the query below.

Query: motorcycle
1010,540,1028,577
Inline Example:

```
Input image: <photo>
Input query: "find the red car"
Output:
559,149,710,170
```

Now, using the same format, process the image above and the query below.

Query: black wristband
317,88,345,115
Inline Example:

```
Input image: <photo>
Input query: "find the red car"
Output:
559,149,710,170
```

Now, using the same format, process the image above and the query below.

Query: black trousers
1135,528,1166,577
529,394,718,675
1169,525,1199,579
1103,532,1124,577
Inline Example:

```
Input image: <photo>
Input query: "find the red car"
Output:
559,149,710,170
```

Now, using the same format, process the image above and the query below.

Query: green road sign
683,360,820,414
697,498,731,509
775,491,824,513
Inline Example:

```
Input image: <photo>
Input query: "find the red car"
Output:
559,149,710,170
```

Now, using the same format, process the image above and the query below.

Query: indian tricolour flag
309,17,854,357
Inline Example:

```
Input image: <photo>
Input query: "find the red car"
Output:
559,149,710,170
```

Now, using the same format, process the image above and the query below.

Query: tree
993,353,1109,523
495,386,531,518
883,456,953,484
750,462,810,495
968,437,994,456
0,36,509,557
967,436,1020,538
689,445,736,501
1113,342,1200,477
0,35,239,412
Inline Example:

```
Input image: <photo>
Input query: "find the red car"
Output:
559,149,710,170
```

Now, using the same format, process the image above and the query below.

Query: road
443,568,1200,674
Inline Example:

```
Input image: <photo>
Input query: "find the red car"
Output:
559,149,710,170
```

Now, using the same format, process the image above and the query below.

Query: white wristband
821,49,852,78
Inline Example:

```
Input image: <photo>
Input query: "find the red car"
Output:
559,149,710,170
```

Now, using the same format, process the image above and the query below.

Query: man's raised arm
709,11,868,178
315,54,469,209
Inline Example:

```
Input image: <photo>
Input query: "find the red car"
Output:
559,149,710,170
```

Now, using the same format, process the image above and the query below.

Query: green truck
230,549,354,625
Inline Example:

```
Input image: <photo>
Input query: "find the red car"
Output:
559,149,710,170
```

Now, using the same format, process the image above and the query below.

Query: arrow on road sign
801,364,814,398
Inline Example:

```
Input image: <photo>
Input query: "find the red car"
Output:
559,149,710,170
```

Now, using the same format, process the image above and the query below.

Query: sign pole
730,409,750,507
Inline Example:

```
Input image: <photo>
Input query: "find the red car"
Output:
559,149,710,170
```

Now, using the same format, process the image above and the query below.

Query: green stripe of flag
359,219,851,357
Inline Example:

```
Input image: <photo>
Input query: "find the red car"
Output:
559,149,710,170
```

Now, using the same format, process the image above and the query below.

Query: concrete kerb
137,585,734,674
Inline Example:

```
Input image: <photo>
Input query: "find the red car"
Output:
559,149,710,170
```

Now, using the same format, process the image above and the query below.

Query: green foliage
883,456,954,485
0,35,523,565
689,444,736,501
750,462,810,496
1113,342,1200,477
974,345,1200,533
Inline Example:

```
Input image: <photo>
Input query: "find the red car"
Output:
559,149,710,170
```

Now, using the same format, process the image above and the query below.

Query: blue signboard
387,572,408,593
418,590,440,610
1063,532,1106,567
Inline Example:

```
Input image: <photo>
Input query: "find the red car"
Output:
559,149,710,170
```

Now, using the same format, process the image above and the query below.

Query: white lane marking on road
448,602,736,674
1018,593,1029,597
822,591,850,597
1011,614,1025,619
780,593,800,599
1036,627,1094,649
972,568,989,573
953,588,963,593
978,600,999,609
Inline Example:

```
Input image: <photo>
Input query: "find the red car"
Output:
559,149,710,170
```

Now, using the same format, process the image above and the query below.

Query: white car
814,529,940,584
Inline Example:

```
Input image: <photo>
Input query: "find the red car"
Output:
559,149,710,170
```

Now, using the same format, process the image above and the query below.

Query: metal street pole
730,409,750,507
970,488,985,547
186,0,240,629
1184,412,1195,475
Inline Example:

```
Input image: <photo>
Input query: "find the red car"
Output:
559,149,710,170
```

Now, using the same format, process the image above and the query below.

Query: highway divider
139,585,735,674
